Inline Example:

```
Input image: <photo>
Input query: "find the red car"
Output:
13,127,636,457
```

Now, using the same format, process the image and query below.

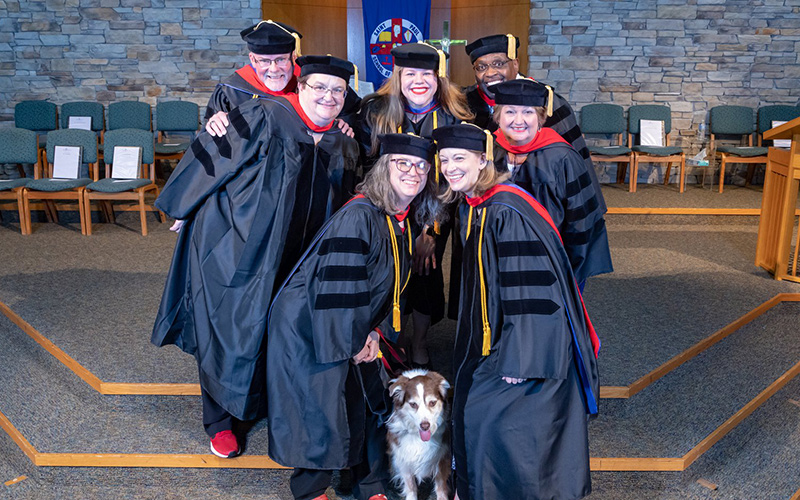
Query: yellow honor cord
545,85,554,117
483,129,494,162
466,205,474,239
353,63,358,92
507,34,517,61
432,110,441,235
387,216,402,332
477,208,491,355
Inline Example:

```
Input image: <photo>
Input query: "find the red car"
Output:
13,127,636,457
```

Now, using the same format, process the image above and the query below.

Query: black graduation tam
296,55,356,82
391,43,448,77
240,20,302,55
432,124,494,161
379,133,436,164
492,78,554,116
465,34,519,63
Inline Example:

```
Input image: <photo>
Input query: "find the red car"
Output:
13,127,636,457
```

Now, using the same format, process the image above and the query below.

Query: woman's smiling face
439,148,486,197
400,67,438,109
497,105,540,145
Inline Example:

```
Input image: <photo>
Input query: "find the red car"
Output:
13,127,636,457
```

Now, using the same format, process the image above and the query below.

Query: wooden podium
755,116,800,283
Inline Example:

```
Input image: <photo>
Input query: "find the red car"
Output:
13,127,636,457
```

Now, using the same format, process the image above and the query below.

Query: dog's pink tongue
419,429,432,442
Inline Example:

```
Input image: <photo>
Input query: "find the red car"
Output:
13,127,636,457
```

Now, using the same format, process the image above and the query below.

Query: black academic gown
356,96,458,324
151,96,359,421
451,183,600,500
494,129,613,284
465,81,606,212
266,195,413,469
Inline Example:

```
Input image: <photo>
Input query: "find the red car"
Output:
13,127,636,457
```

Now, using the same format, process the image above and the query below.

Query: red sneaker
209,430,239,458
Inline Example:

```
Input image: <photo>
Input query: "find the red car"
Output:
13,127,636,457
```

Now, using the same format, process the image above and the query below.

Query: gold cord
477,208,491,355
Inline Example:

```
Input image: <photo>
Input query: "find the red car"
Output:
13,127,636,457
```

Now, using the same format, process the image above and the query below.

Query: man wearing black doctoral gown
152,56,359,455
452,183,600,500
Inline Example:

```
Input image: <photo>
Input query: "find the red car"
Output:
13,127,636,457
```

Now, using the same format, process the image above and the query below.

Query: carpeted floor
1,185,799,499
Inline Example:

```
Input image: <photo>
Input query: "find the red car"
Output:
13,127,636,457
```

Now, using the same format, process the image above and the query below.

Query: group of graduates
151,19,612,500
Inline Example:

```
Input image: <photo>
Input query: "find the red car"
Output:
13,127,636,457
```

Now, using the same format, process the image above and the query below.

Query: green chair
0,128,39,234
60,101,106,141
580,103,633,186
107,101,152,131
757,105,800,146
628,104,686,193
15,100,58,167
22,129,97,235
154,100,199,163
83,129,164,236
708,105,765,193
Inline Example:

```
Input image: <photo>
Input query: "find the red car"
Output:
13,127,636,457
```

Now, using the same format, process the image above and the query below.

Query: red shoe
210,430,239,458
368,495,388,500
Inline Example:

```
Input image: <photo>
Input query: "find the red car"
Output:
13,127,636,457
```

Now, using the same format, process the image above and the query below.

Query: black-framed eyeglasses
252,56,291,67
303,83,347,98
391,158,430,174
473,59,511,73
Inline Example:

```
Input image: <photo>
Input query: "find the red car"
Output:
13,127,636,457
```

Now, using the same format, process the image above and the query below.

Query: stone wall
530,0,800,154
0,0,261,122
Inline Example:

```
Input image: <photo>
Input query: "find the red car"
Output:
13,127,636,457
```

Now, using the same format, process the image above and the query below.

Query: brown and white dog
386,369,451,500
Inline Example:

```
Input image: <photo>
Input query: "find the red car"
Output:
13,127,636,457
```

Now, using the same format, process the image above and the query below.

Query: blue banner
361,0,431,88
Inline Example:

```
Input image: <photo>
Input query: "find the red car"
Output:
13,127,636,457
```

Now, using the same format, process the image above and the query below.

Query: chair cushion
86,178,151,193
632,146,683,156
716,146,768,157
589,145,632,155
0,178,29,191
25,178,91,191
154,141,190,155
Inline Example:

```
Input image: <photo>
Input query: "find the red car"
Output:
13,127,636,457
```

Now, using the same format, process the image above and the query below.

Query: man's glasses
252,56,291,67
473,59,511,73
391,158,430,174
304,83,347,98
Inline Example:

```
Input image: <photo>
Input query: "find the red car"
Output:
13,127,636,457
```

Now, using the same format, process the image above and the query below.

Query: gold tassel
477,208,491,356
507,34,516,60
293,33,302,57
420,42,447,78
387,216,402,332
483,129,494,162
545,84,554,117
352,63,358,92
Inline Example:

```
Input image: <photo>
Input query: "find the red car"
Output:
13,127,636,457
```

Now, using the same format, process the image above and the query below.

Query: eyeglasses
391,158,430,174
473,59,511,73
303,83,347,98
252,56,291,67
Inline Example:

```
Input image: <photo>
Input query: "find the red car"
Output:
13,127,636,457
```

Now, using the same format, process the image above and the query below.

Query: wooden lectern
755,116,800,283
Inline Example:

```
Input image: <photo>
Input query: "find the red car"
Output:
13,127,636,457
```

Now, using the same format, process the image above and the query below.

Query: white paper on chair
52,145,82,179
640,119,664,146
771,121,791,148
68,116,92,130
111,146,142,179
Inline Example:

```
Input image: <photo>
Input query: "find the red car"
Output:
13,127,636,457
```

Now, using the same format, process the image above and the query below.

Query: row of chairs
0,127,164,236
13,99,200,166
580,103,800,193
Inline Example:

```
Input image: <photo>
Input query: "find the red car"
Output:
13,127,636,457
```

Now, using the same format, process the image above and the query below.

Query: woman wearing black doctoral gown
433,123,601,500
491,78,612,286
267,134,442,500
151,56,359,458
356,43,473,367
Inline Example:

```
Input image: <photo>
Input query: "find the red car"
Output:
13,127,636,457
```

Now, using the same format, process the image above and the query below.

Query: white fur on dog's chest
388,426,447,480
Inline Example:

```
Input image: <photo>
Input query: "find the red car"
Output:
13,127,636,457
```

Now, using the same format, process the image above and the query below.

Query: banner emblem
368,18,424,79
